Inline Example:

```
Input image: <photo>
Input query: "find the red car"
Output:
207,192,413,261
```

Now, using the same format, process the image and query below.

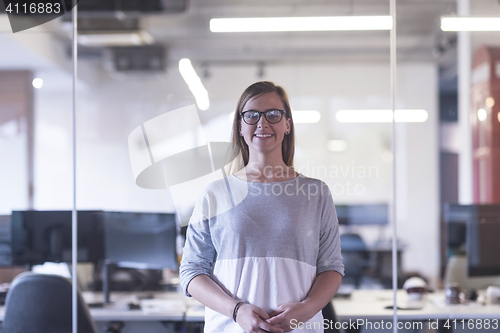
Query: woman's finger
253,306,271,320
266,314,285,325
259,321,284,333
269,310,281,317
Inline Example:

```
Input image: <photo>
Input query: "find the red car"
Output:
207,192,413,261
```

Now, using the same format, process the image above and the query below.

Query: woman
180,81,344,333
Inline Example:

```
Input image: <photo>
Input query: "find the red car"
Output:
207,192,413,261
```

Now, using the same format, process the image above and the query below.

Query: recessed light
486,97,495,108
32,78,43,89
478,109,487,122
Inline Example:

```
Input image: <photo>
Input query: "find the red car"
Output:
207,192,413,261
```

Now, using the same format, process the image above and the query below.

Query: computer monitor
0,215,12,266
445,204,500,277
100,212,177,270
444,204,469,252
466,205,500,277
335,204,388,226
10,210,104,266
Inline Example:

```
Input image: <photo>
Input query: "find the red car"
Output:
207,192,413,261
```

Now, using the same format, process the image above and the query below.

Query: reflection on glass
6,0,500,331
0,8,78,333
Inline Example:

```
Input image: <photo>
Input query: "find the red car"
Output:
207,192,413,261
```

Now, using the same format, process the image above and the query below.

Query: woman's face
239,91,291,158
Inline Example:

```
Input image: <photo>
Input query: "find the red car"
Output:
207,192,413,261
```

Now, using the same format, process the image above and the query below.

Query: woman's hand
236,303,284,333
266,302,314,332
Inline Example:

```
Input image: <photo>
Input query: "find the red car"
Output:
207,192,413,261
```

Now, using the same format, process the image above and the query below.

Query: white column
457,0,473,204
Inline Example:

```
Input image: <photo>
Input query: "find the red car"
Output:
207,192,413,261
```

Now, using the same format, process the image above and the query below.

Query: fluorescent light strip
78,31,154,46
336,110,428,123
441,17,500,31
327,140,348,152
179,59,210,111
292,110,321,123
210,16,393,33
229,110,320,124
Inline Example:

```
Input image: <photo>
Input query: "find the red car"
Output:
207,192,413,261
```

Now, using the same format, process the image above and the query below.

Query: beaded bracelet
232,301,244,322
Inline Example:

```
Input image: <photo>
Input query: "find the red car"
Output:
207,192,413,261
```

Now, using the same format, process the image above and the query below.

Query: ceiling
131,0,459,64
4,0,500,92
27,0,459,65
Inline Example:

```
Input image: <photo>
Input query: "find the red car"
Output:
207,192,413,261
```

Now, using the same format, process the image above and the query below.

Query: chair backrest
340,233,370,288
322,302,341,333
1,272,96,333
339,233,367,252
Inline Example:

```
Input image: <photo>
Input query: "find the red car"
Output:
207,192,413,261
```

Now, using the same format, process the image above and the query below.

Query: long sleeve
179,197,217,297
316,186,345,276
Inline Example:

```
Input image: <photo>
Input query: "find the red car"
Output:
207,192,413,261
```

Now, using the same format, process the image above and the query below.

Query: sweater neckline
229,173,303,185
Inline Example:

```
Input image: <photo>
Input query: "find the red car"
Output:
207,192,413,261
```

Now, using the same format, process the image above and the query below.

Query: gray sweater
180,173,344,332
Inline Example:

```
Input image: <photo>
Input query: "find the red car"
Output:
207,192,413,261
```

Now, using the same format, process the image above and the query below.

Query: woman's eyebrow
242,108,282,112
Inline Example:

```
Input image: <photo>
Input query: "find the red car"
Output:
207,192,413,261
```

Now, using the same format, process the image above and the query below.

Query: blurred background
1,1,500,328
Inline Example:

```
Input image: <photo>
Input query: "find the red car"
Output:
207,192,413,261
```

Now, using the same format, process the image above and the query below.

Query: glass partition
75,1,393,332
11,0,500,332
442,1,500,331
0,2,77,331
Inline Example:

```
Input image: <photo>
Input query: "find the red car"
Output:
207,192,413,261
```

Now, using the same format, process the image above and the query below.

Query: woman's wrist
300,298,320,320
233,301,245,322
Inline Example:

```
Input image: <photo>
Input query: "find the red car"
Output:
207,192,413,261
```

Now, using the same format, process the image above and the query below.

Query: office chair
340,233,371,288
322,301,342,333
0,272,97,333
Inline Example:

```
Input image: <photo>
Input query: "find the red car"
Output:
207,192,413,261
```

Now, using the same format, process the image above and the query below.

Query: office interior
1,0,500,332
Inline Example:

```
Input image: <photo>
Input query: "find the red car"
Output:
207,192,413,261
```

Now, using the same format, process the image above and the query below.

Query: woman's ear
286,117,291,134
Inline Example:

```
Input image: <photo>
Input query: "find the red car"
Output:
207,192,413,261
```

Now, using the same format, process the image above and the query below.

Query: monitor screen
10,210,104,266
335,204,388,226
0,215,12,266
466,206,500,277
446,204,500,277
444,204,469,249
101,212,177,270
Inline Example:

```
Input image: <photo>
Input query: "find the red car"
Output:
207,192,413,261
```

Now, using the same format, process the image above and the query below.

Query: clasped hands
235,301,313,333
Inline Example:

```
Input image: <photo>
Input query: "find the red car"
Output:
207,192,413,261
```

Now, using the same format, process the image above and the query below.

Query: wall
29,60,439,286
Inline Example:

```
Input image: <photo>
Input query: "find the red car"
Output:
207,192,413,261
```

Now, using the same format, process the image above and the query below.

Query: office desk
334,289,500,320
334,289,500,332
82,291,189,322
0,290,498,332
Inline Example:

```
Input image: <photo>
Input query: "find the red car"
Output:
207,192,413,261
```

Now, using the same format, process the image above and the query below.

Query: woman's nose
257,115,269,127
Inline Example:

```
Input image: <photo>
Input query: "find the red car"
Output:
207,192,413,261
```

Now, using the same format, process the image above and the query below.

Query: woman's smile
253,133,274,139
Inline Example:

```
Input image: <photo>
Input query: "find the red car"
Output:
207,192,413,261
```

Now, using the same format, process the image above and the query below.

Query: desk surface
334,289,500,321
83,291,196,322
0,289,498,323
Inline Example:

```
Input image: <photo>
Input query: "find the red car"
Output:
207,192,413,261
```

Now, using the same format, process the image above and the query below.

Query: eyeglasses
240,109,285,125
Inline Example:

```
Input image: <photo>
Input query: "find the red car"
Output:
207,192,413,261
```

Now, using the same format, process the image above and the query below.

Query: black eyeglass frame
240,109,286,125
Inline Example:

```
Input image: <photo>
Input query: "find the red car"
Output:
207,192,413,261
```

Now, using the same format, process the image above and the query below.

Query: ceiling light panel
179,59,210,111
441,17,500,31
210,16,393,33
335,110,429,123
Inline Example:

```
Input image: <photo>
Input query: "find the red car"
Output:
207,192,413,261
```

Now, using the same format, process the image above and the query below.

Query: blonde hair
227,81,295,173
